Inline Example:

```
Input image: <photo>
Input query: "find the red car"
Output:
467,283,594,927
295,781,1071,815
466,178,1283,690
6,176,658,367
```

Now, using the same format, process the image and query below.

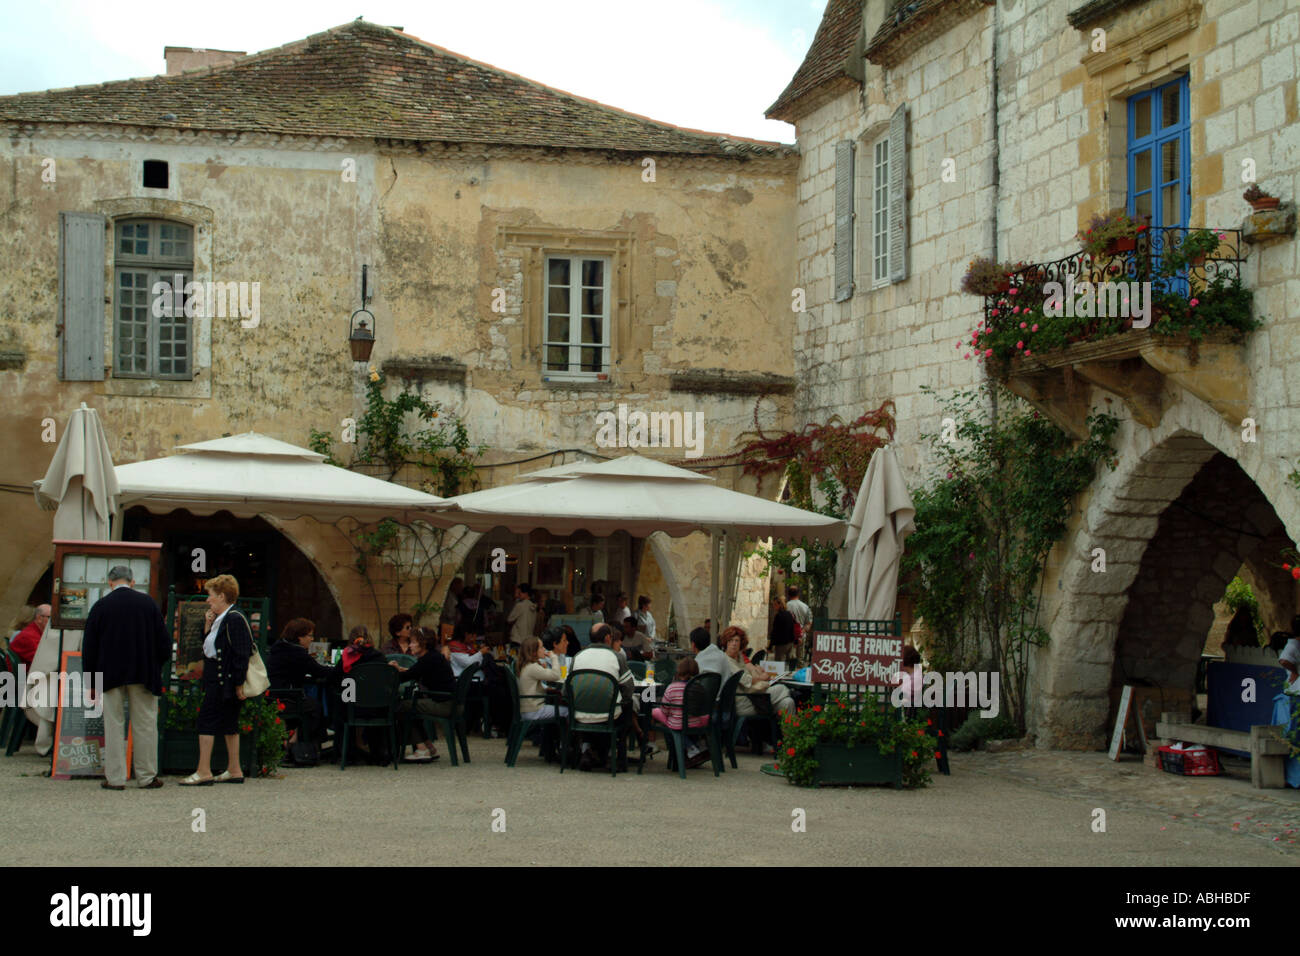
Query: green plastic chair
503,667,563,767
3,648,30,756
651,671,722,778
716,670,745,769
561,670,629,777
627,660,648,680
386,653,417,668
653,658,675,683
338,662,401,771
411,662,480,766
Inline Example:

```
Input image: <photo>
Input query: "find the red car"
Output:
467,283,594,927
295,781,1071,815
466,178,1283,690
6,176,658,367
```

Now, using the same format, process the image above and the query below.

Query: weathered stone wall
792,0,1300,747
0,130,798,636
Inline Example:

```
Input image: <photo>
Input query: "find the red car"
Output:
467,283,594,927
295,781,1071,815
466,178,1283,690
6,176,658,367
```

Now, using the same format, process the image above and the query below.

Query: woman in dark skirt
180,574,253,785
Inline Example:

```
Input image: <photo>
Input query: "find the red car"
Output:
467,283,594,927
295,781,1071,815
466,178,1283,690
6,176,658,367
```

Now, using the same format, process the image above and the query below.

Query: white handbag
234,612,270,698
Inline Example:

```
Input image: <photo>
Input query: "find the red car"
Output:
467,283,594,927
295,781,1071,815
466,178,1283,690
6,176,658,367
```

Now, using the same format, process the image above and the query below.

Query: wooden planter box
811,743,903,787
158,730,255,776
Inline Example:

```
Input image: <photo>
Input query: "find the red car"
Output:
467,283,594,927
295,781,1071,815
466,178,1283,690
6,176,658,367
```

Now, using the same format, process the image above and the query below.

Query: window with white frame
544,255,610,376
113,218,193,379
872,136,891,285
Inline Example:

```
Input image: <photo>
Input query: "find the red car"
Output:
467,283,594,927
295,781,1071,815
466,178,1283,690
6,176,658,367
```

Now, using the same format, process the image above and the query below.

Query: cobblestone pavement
1,740,1296,866
964,747,1300,855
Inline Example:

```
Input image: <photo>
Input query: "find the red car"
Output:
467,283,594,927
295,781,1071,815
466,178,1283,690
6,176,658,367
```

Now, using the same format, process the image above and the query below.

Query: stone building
0,20,799,642
772,0,1299,746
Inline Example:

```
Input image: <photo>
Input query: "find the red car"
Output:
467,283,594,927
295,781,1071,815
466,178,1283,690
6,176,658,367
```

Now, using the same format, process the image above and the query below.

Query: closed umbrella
842,446,916,620
26,402,120,755
33,402,119,540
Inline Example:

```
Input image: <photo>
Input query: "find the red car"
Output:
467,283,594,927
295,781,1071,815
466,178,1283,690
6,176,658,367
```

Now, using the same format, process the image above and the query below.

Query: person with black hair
389,628,453,761
618,614,654,661
383,613,415,655
589,594,606,624
268,617,336,751
693,626,729,683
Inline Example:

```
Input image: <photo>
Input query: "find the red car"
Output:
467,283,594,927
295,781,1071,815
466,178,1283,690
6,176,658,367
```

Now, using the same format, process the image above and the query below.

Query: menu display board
50,651,132,779
52,541,162,630
174,602,209,680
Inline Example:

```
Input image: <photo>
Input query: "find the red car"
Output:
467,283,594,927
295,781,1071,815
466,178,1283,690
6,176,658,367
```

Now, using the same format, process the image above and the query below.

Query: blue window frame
1127,77,1190,231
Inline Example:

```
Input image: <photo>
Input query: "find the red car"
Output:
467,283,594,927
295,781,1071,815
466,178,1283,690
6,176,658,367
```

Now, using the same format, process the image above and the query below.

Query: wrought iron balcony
973,226,1255,438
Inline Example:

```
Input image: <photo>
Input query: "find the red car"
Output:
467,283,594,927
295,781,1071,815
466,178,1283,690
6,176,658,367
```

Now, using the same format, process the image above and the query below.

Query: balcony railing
972,226,1256,438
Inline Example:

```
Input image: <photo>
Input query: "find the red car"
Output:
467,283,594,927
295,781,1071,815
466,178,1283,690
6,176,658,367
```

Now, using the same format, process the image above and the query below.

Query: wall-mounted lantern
349,264,375,362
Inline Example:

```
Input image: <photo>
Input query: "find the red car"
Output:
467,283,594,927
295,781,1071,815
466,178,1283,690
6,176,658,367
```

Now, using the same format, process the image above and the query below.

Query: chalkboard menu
51,651,132,779
174,601,209,680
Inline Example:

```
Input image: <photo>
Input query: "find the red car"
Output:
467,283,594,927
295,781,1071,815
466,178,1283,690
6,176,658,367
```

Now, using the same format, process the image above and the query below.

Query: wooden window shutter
58,211,106,381
834,139,855,302
888,105,908,283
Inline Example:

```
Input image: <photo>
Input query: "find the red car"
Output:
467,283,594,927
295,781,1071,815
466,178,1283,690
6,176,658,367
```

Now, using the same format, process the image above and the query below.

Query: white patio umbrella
106,432,448,524
432,454,846,632
839,445,916,620
24,403,120,754
33,402,119,540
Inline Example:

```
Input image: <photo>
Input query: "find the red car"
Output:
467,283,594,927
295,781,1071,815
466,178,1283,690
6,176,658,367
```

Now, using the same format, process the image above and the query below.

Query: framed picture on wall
52,540,163,630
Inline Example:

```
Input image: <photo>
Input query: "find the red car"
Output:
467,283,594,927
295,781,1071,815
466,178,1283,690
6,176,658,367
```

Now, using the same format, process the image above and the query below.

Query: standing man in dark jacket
82,566,171,791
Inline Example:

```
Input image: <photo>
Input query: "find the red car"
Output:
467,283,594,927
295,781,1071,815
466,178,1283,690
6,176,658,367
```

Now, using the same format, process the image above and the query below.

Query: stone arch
1032,394,1300,749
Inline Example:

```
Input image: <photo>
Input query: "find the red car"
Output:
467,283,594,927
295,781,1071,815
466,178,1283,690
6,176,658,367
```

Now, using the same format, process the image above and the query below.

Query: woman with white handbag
180,574,261,785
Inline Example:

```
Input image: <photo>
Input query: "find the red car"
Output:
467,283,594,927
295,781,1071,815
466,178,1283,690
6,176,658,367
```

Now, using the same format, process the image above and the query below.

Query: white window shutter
888,104,908,284
834,139,855,302
58,212,106,381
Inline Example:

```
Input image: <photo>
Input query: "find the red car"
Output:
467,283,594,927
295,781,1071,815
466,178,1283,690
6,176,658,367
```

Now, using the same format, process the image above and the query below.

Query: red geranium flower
786,747,796,756
813,705,822,713
934,752,941,758
937,730,944,737
911,751,918,758
276,701,286,711
818,719,826,725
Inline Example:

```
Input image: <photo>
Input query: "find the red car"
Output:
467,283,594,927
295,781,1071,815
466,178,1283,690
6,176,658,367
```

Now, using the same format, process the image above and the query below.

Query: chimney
164,46,246,75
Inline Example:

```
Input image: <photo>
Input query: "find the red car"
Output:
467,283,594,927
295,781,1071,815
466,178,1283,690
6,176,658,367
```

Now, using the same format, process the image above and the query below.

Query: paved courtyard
3,740,1298,867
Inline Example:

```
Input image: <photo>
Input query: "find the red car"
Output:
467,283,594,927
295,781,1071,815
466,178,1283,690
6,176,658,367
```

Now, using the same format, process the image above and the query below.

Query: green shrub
949,711,1020,752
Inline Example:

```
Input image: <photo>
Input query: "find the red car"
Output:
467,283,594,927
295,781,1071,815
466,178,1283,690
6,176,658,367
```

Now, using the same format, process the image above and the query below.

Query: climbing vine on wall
900,384,1119,733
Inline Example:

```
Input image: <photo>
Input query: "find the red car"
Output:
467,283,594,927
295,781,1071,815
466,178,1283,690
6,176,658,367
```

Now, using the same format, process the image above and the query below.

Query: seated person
722,625,793,754
651,657,710,731
332,625,387,758
618,615,654,661
570,622,643,771
447,623,485,677
267,617,336,746
10,604,49,666
389,628,455,760
692,626,730,687
516,635,571,761
383,613,415,655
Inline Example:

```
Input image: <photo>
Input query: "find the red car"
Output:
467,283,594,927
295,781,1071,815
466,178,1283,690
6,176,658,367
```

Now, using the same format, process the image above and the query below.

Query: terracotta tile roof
1,20,793,158
865,0,993,68
766,0,864,123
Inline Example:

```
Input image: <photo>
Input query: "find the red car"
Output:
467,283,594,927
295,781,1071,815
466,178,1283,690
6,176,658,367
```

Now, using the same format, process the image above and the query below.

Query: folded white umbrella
104,432,447,523
843,446,916,620
33,402,119,541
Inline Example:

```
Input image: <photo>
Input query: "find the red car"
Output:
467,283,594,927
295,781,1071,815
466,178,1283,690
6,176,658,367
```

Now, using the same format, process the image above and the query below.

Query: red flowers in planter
787,747,796,756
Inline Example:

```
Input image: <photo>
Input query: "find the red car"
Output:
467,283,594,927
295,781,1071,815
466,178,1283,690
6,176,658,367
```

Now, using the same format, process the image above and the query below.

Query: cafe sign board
810,628,903,687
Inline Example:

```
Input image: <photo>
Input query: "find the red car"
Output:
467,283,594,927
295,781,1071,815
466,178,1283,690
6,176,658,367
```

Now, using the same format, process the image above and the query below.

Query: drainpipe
988,0,1001,426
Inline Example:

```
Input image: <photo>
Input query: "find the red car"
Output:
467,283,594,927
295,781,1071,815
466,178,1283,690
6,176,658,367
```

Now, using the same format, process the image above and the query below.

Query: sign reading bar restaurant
810,629,903,687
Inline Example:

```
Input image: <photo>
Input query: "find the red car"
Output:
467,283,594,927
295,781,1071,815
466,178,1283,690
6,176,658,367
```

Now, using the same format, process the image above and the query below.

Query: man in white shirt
589,594,606,624
507,583,537,647
693,628,736,684
786,585,812,635
612,592,632,625
571,623,641,770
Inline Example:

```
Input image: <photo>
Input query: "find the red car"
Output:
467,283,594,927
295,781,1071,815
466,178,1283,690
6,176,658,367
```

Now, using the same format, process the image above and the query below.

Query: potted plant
777,692,933,788
1164,228,1225,271
961,257,1018,296
1079,208,1147,257
1243,184,1280,211
160,681,289,776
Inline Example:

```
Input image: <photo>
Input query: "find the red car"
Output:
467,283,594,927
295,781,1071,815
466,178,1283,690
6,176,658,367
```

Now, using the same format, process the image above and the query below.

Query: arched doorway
1034,413,1299,748
122,507,343,641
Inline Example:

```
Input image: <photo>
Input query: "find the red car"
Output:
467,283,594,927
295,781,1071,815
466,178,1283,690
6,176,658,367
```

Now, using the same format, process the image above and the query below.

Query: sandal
179,772,214,786
214,770,245,784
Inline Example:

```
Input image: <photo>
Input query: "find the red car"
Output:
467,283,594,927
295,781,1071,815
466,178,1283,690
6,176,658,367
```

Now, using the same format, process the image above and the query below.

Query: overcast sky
1,0,828,142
